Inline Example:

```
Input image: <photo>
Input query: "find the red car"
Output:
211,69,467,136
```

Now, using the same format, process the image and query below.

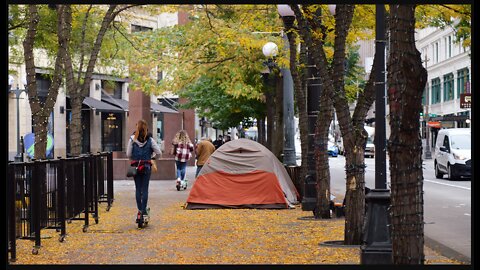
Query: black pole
8,164,17,262
374,5,387,190
107,152,114,206
57,158,66,241
301,47,321,212
361,5,392,264
300,7,322,214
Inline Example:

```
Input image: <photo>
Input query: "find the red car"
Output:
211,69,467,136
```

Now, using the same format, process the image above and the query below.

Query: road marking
424,179,471,191
464,213,471,216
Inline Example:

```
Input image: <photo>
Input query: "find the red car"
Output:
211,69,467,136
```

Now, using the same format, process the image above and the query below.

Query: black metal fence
7,152,114,262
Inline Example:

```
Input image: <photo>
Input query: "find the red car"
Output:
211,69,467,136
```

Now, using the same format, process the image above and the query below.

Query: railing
7,152,114,262
96,152,114,211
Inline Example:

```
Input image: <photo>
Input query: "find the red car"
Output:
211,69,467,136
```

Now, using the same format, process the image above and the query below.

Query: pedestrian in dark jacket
126,119,162,224
213,135,224,150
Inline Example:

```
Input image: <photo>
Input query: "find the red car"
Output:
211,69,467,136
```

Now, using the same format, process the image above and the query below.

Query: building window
157,70,163,84
101,80,123,99
457,68,470,96
131,24,153,33
443,73,454,101
36,73,51,103
434,42,439,63
102,113,123,151
431,78,441,104
157,113,164,144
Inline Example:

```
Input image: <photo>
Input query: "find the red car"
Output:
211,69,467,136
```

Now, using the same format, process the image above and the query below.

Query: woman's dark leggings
133,166,151,214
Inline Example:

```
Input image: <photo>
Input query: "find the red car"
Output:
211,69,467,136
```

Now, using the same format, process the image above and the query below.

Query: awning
102,96,129,111
427,121,442,128
151,102,178,114
82,97,124,113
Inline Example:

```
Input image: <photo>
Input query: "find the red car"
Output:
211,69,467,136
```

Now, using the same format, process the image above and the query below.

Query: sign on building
460,93,471,109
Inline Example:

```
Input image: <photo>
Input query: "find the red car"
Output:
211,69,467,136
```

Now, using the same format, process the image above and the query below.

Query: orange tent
185,139,300,209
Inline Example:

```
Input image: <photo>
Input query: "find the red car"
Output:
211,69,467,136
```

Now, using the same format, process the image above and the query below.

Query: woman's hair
134,119,149,142
173,130,191,144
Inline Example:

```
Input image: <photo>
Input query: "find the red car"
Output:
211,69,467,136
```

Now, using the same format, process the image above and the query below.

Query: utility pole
423,54,432,159
8,79,27,162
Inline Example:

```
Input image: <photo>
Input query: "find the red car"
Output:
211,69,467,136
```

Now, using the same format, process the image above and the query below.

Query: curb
424,235,471,264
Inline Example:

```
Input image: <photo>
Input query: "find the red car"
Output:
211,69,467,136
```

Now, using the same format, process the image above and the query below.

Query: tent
185,139,299,209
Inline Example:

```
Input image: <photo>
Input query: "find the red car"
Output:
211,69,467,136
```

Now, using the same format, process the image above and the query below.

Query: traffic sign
460,93,471,109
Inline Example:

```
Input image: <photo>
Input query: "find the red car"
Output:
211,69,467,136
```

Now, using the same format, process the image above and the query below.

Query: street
327,155,471,263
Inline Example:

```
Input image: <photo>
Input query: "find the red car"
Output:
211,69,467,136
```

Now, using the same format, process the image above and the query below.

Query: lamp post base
360,189,392,264
301,175,317,212
360,249,392,264
14,155,23,162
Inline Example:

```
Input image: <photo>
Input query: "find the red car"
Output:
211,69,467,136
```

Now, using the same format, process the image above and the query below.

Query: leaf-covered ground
10,177,464,265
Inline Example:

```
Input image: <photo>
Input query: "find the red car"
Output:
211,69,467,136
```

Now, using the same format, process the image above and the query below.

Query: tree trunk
290,5,334,219
314,92,333,219
23,5,42,158
67,5,118,156
337,49,379,244
23,5,65,160
343,137,367,243
69,96,84,155
257,116,266,145
329,4,369,245
387,4,427,264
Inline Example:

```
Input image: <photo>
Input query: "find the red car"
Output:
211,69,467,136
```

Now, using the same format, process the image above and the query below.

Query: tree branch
439,4,471,17
76,4,92,87
112,21,144,53
204,5,222,37
194,56,236,65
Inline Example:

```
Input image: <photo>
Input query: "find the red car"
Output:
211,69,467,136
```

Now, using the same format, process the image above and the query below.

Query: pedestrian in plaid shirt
171,130,194,186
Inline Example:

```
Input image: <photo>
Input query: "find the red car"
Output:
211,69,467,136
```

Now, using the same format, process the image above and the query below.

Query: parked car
434,128,471,180
364,136,375,158
328,141,339,157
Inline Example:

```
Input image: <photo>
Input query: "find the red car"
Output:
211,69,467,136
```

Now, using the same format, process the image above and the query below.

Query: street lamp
262,41,278,58
262,42,278,75
360,4,392,264
277,4,296,166
261,41,278,151
8,74,28,162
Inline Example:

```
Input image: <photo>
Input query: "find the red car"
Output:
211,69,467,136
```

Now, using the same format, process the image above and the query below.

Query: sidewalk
10,166,463,265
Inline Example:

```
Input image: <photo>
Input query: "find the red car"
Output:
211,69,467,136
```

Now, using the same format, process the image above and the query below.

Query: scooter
176,179,188,191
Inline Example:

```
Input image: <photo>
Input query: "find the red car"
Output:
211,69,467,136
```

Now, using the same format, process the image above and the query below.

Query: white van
434,128,471,180
364,126,375,158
